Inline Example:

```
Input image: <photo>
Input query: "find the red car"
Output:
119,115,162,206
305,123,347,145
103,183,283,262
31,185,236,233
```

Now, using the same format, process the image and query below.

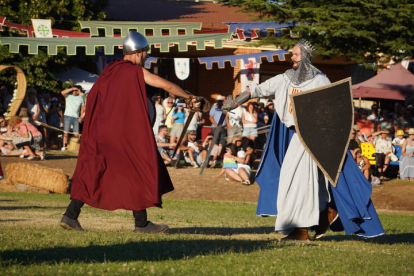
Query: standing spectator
163,97,175,132
392,129,406,146
37,91,50,147
356,109,374,137
25,88,42,126
367,104,383,124
185,106,203,139
242,102,258,143
47,97,63,149
256,102,269,149
399,128,414,181
152,94,166,135
209,95,227,155
169,102,186,145
266,100,275,125
1,86,12,114
60,85,86,151
225,102,244,143
372,129,393,179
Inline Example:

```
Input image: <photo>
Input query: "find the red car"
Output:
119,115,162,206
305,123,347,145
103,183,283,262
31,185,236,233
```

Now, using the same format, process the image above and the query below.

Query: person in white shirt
372,129,393,179
392,129,406,146
182,130,207,168
226,104,244,143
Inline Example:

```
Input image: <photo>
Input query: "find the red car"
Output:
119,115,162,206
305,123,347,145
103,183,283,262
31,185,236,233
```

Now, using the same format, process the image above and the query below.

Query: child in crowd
392,129,406,146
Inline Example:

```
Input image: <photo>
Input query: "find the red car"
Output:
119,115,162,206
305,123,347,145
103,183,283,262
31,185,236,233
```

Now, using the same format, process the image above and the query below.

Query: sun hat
396,129,405,136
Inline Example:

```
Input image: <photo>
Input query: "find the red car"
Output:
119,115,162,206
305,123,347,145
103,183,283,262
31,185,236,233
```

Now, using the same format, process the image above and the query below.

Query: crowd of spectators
154,94,271,185
0,84,87,160
350,102,414,182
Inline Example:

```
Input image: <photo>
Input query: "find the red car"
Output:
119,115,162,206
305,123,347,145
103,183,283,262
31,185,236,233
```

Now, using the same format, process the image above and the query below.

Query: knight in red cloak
59,31,193,233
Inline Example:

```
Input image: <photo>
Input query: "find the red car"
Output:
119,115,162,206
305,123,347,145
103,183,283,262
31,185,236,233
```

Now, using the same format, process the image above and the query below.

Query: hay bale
6,163,69,193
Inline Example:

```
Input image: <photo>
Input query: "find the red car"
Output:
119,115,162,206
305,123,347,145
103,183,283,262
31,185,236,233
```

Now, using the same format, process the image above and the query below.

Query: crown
297,39,316,57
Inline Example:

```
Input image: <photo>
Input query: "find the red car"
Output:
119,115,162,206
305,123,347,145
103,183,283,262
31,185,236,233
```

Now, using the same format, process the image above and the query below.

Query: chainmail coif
285,40,321,85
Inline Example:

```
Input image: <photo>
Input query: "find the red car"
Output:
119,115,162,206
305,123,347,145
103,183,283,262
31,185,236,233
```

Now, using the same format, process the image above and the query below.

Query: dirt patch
1,153,413,212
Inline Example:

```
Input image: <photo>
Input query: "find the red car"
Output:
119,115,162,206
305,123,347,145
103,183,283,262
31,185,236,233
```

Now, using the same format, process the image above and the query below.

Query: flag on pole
31,19,53,38
174,58,190,80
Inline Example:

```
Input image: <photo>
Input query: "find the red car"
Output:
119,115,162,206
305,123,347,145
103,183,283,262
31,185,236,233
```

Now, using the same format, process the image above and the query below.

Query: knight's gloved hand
223,91,251,112
185,95,198,110
222,96,237,112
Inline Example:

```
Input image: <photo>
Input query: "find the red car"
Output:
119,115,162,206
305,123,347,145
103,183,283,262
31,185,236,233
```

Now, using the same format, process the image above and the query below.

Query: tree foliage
0,0,108,92
221,0,414,67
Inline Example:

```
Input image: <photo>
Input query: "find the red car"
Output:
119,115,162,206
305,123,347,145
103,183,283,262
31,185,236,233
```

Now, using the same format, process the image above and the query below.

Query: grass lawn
0,192,413,275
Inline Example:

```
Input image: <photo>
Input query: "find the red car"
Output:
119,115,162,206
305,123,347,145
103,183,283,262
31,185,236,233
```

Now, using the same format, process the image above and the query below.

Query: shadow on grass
320,233,414,244
0,206,65,210
0,199,17,202
0,219,29,222
169,226,275,235
0,239,292,265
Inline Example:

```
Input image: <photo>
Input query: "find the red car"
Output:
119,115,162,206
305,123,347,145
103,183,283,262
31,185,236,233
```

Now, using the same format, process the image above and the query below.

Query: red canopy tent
352,63,414,101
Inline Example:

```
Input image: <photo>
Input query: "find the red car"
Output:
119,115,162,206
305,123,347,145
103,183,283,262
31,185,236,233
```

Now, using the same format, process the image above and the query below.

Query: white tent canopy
54,67,98,93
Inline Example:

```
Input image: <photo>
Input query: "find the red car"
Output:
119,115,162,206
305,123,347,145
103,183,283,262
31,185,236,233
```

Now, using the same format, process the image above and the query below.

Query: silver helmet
123,31,149,55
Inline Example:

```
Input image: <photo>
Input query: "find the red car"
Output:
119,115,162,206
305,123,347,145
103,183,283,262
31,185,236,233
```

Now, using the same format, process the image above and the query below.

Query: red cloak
70,59,174,211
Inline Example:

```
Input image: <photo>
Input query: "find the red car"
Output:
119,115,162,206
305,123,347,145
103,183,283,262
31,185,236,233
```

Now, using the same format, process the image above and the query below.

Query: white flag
31,19,53,38
240,58,260,93
174,58,190,80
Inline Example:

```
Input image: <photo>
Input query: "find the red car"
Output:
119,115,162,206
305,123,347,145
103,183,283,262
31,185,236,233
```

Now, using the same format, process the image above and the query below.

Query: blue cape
256,115,384,238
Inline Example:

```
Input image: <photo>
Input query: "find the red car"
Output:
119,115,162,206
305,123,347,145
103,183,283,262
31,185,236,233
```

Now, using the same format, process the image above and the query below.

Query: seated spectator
372,129,393,179
351,147,371,180
202,132,220,168
377,109,393,131
399,128,414,181
367,104,383,123
354,124,369,143
356,109,374,137
392,129,406,146
181,130,207,168
241,137,255,168
8,116,44,160
234,137,252,181
213,143,251,185
349,128,360,150
155,125,176,165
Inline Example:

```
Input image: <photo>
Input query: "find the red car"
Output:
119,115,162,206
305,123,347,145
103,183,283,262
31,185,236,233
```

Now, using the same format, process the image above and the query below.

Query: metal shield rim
290,77,354,187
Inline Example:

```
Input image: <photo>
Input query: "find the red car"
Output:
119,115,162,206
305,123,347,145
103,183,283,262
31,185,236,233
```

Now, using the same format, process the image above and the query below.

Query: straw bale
6,163,69,193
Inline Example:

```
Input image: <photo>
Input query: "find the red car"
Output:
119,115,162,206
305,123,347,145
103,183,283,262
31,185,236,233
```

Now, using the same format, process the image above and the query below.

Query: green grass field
0,192,413,275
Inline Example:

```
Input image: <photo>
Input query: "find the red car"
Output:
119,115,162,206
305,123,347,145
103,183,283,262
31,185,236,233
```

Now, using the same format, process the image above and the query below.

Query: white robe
249,73,332,234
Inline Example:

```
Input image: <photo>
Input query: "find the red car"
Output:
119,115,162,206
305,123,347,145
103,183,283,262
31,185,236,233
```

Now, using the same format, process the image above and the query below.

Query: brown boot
314,207,339,239
281,228,310,241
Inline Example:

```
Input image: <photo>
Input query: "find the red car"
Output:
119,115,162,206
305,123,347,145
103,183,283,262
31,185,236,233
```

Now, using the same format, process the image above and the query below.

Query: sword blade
172,111,195,167
199,112,226,175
